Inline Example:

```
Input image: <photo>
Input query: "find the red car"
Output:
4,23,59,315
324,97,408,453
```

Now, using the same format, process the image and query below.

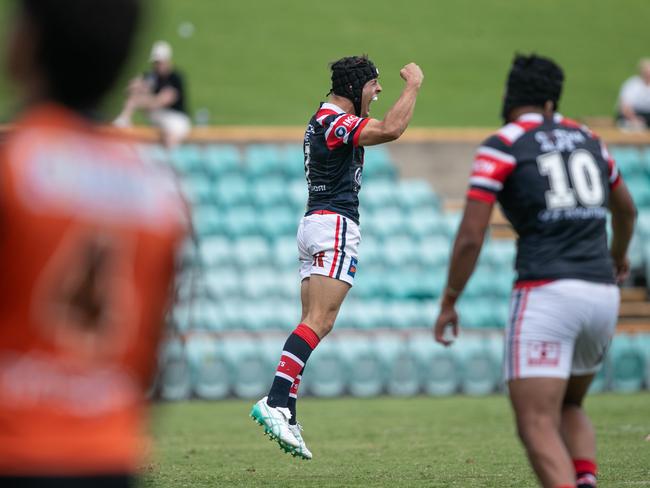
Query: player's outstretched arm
357,63,423,146
433,199,493,345
609,179,637,283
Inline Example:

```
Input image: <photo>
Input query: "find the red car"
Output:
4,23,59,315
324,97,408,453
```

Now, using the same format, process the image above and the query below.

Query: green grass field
0,1,649,126
141,393,650,487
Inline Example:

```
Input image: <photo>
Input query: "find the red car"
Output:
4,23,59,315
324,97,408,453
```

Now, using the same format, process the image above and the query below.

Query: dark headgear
501,54,564,123
329,55,379,116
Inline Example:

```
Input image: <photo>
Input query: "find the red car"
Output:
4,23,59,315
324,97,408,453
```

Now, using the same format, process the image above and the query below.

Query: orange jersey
0,104,188,475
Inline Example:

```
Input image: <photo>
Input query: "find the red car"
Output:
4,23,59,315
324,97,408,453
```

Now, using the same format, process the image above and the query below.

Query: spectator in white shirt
617,58,650,130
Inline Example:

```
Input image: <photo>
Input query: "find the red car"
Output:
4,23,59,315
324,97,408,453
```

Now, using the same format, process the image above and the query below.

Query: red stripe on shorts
329,215,341,277
513,288,530,378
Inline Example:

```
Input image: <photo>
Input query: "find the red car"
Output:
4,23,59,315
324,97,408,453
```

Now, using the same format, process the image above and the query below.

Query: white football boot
288,423,312,460
250,397,300,454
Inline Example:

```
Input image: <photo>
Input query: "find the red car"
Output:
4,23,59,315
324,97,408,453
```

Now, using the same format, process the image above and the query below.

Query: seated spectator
616,58,650,130
115,40,191,147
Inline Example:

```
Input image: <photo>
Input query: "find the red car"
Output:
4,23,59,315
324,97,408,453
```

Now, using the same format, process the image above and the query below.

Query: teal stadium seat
409,333,460,396
363,146,397,180
245,144,285,178
216,175,250,208
383,236,420,267
252,176,291,208
418,237,451,268
364,207,404,239
223,206,258,238
200,236,233,269
304,339,347,397
610,147,643,177
240,267,277,301
609,334,646,392
350,270,386,300
456,335,502,395
203,144,241,178
170,144,205,174
258,205,299,240
341,338,384,397
363,180,397,210
186,335,230,399
282,145,308,179
204,268,241,300
192,206,221,237
159,339,192,401
376,337,421,396
396,179,440,210
407,208,445,239
180,175,214,205
484,240,516,268
192,299,223,332
137,143,170,166
222,338,273,399
287,180,308,212
272,237,299,270
441,212,463,238
588,355,610,393
232,236,270,268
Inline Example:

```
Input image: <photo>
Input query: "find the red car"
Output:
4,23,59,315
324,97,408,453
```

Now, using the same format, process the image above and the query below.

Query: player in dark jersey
433,55,636,488
251,55,424,459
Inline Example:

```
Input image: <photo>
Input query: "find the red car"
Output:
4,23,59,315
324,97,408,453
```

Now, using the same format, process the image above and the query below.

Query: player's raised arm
357,63,423,146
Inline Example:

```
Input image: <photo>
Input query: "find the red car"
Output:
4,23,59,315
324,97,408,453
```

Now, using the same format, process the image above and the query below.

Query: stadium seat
363,180,398,210
396,179,440,210
251,176,291,208
158,339,192,401
192,206,222,237
287,180,308,211
170,144,205,174
364,207,406,239
609,334,646,392
407,209,446,239
281,144,307,179
231,236,270,268
456,335,502,395
186,335,230,399
384,300,428,329
304,339,346,397
417,237,451,268
222,338,274,399
203,144,241,177
244,144,285,178
137,143,170,166
363,146,398,180
240,267,277,301
440,212,463,238
383,236,420,267
588,356,610,393
626,178,650,208
409,333,460,396
257,205,299,240
216,175,250,208
180,175,215,205
200,236,233,269
610,147,643,176
483,239,517,268
351,270,387,300
222,206,259,238
204,268,241,300
376,337,421,396
341,337,384,397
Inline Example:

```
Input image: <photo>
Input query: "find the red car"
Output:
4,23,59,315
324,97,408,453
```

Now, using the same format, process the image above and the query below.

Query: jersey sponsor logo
341,114,358,128
526,340,560,366
347,256,358,277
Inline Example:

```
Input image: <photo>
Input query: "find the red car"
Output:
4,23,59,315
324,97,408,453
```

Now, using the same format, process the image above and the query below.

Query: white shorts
504,279,619,381
149,109,191,141
298,212,361,286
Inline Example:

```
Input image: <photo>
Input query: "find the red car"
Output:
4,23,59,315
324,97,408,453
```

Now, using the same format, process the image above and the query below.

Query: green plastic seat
287,180,308,211
245,144,285,178
170,144,205,174
350,270,386,300
396,179,440,210
258,206,299,240
222,206,259,238
281,145,307,179
384,300,426,329
363,180,398,209
304,339,346,397
251,176,291,208
610,147,643,176
200,236,233,269
192,206,222,237
418,237,451,268
186,335,230,399
626,178,650,208
340,337,384,397
440,212,463,238
456,335,502,395
376,337,421,396
158,339,192,401
409,333,460,396
180,175,215,205
216,175,250,208
589,355,610,393
363,147,398,180
222,338,273,399
609,334,646,392
272,237,299,270
364,207,404,239
204,268,241,300
484,240,517,268
407,209,446,238
232,236,270,268
203,144,241,178
384,236,419,267
240,267,277,300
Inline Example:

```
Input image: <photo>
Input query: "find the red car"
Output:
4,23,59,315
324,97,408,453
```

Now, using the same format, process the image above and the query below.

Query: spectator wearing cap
616,58,650,130
115,40,191,147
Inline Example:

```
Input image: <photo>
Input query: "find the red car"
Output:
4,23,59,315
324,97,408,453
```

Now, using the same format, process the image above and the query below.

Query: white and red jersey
467,113,621,284
303,102,371,224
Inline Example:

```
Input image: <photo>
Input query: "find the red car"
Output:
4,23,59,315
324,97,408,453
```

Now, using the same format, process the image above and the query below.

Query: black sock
266,325,318,408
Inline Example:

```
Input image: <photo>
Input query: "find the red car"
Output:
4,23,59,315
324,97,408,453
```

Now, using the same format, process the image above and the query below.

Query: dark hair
329,55,379,116
20,0,141,111
501,54,564,122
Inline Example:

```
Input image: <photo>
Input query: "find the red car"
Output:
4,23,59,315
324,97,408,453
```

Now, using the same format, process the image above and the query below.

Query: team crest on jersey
526,341,560,366
347,257,358,277
335,126,347,138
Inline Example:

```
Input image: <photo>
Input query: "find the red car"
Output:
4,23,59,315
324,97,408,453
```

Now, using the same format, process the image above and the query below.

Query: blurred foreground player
433,54,636,488
251,56,423,459
0,1,187,487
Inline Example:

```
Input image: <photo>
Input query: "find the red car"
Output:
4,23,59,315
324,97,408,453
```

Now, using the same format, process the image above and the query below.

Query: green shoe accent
249,403,297,455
